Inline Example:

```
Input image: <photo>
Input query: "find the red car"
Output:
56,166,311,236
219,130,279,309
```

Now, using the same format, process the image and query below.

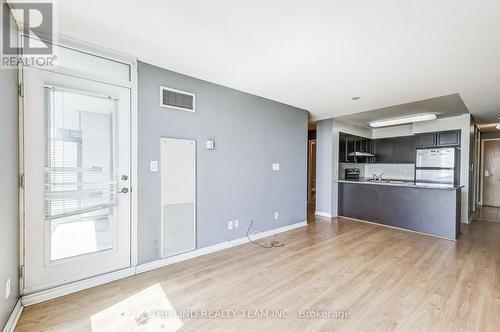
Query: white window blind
44,86,118,221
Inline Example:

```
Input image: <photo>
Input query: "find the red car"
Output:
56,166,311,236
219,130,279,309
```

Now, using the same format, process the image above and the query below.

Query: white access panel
160,138,196,258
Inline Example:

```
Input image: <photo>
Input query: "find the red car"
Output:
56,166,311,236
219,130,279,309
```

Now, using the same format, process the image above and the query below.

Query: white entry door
23,67,131,293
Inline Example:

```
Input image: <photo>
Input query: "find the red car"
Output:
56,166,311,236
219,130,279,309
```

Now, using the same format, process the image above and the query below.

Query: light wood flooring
16,215,500,331
476,205,500,222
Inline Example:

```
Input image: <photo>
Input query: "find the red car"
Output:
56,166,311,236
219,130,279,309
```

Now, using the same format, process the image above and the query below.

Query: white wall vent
160,86,196,112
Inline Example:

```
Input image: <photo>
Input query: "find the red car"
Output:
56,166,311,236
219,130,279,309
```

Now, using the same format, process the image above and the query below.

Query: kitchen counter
337,181,461,240
336,178,464,191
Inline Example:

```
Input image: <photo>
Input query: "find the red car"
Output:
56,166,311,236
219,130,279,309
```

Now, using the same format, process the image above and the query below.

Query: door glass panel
44,86,117,261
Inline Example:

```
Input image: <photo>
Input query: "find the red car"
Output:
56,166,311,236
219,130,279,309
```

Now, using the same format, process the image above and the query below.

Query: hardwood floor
476,205,500,222
16,215,500,332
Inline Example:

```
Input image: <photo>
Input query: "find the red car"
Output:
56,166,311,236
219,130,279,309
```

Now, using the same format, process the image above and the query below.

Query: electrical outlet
5,278,10,300
272,163,280,171
234,219,239,228
274,211,279,220
227,220,233,230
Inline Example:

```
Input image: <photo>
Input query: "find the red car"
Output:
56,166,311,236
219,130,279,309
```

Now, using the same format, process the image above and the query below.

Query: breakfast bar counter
337,180,462,240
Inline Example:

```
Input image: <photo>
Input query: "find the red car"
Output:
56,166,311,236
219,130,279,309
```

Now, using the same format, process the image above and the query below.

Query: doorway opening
308,128,316,218
22,68,132,293
479,138,500,222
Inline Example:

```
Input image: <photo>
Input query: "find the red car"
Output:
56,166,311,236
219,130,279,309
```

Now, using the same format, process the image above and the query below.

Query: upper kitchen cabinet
416,133,437,148
339,133,348,162
374,138,395,163
339,133,374,163
346,135,356,162
437,131,460,146
416,130,460,148
373,136,416,163
394,136,416,163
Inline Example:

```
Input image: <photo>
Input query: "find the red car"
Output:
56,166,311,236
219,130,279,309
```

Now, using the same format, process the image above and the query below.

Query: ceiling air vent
160,86,196,112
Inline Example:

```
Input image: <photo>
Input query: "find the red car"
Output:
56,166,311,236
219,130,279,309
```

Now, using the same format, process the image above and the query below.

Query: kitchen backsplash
339,163,415,181
365,163,415,180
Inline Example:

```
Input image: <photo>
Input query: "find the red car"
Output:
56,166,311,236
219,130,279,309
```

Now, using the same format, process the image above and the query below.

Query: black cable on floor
246,219,285,248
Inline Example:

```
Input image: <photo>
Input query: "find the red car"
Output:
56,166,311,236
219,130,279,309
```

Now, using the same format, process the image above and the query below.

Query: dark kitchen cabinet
416,133,437,148
394,136,416,163
356,137,371,153
339,133,374,163
417,130,460,148
356,138,373,163
437,131,460,146
346,135,356,162
374,138,395,163
339,134,347,162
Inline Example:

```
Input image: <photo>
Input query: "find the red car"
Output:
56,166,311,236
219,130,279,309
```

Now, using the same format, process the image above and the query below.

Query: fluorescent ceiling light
369,114,437,128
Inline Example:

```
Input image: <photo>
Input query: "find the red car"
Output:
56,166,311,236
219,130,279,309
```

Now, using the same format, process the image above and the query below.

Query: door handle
118,188,129,194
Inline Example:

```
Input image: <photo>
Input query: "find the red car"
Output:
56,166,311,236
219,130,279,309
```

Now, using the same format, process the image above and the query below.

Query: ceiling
335,94,469,129
11,0,500,128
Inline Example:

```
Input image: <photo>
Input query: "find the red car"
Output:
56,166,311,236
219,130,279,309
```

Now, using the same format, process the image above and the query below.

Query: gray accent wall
315,119,333,215
138,61,308,264
0,2,19,328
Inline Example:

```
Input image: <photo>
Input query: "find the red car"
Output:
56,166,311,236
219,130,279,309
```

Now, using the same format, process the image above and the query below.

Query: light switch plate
272,163,280,171
227,220,233,230
150,161,158,172
234,219,239,228
274,211,279,220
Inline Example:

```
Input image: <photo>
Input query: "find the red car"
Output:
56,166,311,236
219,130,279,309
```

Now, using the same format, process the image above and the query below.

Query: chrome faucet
372,173,384,181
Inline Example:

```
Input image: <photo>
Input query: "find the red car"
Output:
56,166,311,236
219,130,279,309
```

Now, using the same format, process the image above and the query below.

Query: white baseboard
21,221,307,307
21,267,136,306
314,211,332,218
136,221,307,274
2,299,23,332
467,210,478,224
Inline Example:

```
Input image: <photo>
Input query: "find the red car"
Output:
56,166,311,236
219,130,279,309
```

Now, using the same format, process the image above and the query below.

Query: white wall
315,119,334,215
372,124,413,138
318,114,472,223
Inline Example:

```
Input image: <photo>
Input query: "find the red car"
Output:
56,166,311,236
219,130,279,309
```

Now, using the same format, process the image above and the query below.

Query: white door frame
23,70,132,292
18,33,138,294
479,138,500,205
